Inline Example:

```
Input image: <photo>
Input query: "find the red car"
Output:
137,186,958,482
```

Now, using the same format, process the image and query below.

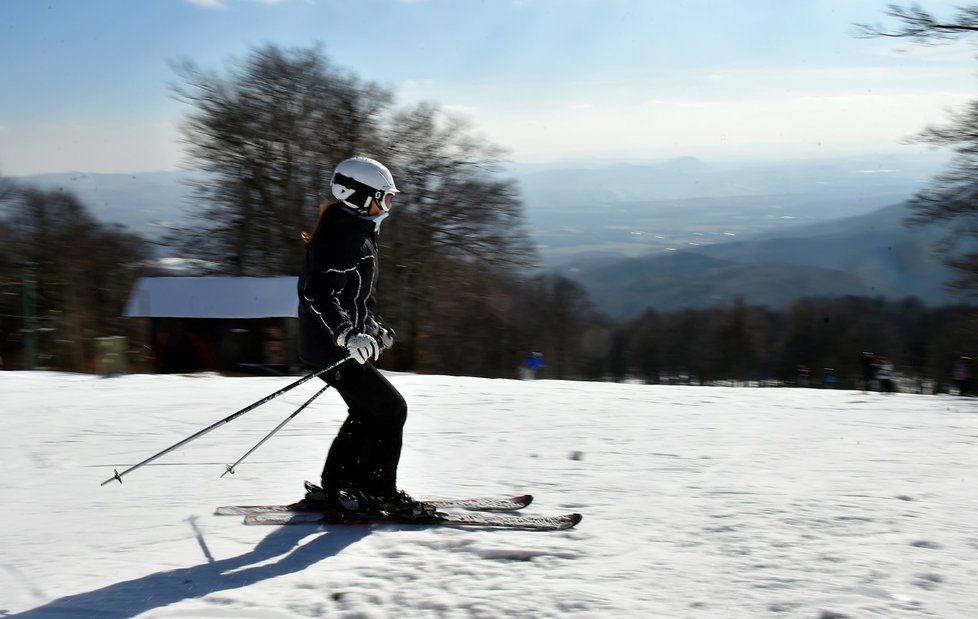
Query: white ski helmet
330,156,399,215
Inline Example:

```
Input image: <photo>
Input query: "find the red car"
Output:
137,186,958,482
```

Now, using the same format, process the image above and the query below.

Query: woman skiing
294,156,435,519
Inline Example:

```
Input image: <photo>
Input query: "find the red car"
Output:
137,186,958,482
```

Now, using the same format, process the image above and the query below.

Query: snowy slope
1,371,976,618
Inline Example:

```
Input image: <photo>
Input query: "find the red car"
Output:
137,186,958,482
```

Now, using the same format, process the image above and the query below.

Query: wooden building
123,276,299,374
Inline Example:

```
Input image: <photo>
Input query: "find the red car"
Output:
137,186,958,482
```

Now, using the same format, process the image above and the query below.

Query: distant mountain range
514,152,942,206
10,152,966,315
515,152,949,267
10,170,194,231
558,202,960,318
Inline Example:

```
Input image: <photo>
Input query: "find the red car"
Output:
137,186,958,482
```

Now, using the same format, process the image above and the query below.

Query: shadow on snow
5,523,373,618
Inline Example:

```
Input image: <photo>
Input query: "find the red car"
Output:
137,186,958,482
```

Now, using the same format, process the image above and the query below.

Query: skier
520,351,544,380
860,351,876,391
294,156,436,519
953,355,972,397
876,354,895,394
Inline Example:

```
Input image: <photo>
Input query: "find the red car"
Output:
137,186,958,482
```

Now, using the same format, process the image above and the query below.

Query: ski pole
100,355,351,486
221,383,330,477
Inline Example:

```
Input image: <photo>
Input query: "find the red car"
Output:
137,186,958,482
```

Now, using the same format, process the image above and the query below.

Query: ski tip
567,513,583,527
513,494,534,506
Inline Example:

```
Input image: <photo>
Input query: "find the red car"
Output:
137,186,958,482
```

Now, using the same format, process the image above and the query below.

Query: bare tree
901,103,978,294
1,185,147,370
171,43,391,275
376,103,536,368
854,4,978,42
856,3,978,296
169,44,537,372
381,103,534,267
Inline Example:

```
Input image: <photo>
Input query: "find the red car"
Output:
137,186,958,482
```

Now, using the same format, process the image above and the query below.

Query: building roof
123,276,298,319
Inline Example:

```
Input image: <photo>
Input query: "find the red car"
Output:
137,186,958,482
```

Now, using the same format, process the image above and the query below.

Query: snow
2,371,977,618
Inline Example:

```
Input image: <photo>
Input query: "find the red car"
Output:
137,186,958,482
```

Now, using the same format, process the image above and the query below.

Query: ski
215,493,533,516
242,510,582,531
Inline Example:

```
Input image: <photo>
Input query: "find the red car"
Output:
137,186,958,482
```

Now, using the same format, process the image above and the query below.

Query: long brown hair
301,200,355,247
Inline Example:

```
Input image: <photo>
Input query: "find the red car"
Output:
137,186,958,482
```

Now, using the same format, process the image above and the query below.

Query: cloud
864,38,977,63
693,64,975,93
0,120,184,175
184,0,292,8
400,79,436,91
464,87,976,163
443,104,478,115
184,0,225,7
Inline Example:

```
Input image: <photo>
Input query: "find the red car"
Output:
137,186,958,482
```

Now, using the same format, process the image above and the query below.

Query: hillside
518,152,948,266
563,251,876,317
694,203,954,303
562,202,959,318
10,170,193,230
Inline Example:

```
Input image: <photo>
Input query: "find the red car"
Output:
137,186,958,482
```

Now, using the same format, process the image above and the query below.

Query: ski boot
287,481,362,515
361,489,441,521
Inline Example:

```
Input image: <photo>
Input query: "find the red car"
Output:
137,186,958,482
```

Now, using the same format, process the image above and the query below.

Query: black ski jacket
297,206,383,366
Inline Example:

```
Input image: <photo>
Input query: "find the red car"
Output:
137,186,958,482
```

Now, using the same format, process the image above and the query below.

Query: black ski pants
318,360,407,496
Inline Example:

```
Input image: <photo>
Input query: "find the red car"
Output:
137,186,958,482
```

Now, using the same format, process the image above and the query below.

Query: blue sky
1,0,976,175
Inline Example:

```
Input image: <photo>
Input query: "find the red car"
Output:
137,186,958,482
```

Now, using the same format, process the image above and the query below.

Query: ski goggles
378,190,395,212
334,172,397,213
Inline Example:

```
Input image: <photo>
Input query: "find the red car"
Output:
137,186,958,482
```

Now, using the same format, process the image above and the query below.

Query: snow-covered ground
1,371,976,618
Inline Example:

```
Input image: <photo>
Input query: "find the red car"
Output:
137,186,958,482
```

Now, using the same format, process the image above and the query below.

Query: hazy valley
12,151,962,316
